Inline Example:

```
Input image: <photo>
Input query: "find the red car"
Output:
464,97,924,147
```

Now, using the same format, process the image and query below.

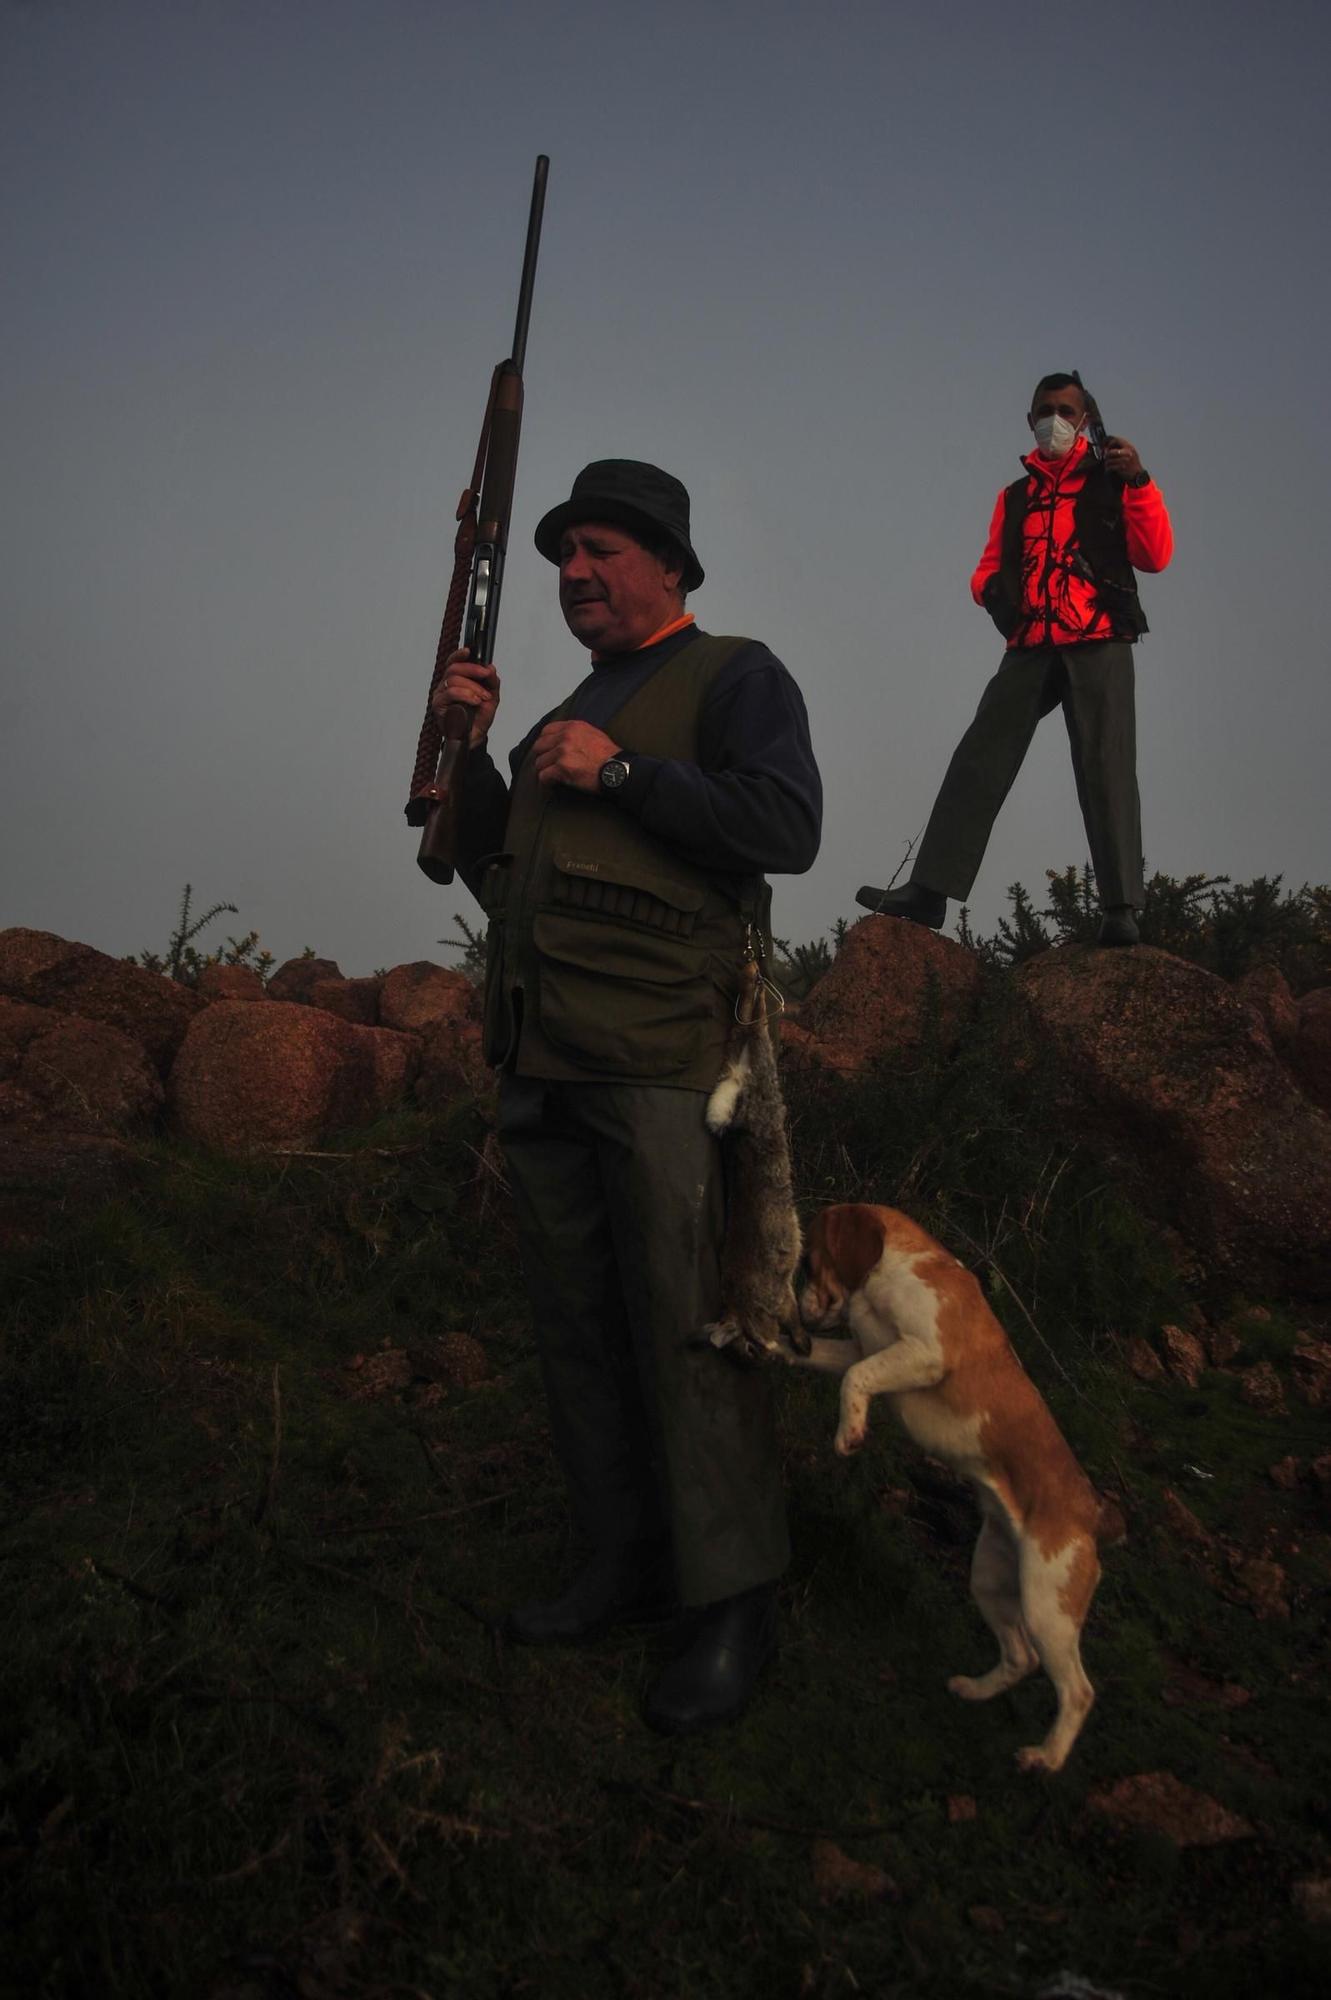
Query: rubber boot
641,1582,777,1733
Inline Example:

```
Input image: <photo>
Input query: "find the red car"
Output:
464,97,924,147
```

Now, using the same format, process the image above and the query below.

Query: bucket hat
534,459,704,590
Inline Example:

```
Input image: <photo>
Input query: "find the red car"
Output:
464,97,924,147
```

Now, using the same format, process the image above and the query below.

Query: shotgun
1071,369,1110,468
405,155,549,884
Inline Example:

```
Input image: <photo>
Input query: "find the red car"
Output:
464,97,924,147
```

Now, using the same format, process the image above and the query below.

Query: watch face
600,758,629,791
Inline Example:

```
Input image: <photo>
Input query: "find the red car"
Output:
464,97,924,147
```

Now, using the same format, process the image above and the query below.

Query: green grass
4,1082,1331,1998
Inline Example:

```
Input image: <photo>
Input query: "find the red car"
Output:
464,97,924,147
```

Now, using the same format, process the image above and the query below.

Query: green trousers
496,1074,790,1608
913,641,1145,909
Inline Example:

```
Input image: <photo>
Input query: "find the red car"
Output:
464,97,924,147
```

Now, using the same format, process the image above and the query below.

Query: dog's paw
834,1398,868,1455
948,1674,987,1701
1014,1744,1061,1775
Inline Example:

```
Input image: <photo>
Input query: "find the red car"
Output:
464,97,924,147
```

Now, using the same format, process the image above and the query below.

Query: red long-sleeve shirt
970,436,1174,648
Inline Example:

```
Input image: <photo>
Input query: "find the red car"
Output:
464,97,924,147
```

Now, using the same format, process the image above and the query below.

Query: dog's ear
823,1204,888,1294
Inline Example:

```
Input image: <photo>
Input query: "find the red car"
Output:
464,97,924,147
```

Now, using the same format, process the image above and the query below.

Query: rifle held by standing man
405,154,549,883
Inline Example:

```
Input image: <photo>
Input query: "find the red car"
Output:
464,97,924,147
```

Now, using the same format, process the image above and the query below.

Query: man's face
1028,384,1088,434
558,522,684,653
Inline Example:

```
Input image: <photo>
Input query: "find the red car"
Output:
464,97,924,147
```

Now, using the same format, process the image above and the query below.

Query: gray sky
3,0,1327,975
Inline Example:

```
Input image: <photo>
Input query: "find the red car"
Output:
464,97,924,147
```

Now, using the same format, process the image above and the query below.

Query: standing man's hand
431,648,501,750
1104,436,1145,480
531,720,621,791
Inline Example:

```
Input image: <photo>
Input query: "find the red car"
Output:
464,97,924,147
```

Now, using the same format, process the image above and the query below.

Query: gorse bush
956,865,1331,991
438,910,488,982
775,865,1330,999
770,919,849,1001
127,882,277,987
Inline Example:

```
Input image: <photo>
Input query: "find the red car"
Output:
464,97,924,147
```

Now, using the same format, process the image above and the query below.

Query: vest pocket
479,852,514,918
533,858,715,1075
547,852,704,936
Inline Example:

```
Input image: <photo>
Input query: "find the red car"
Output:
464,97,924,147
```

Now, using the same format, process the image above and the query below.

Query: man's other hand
532,720,621,791
1104,436,1145,480
431,649,500,750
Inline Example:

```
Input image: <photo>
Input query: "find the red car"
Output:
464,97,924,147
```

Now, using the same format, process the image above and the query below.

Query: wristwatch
598,753,632,794
1126,468,1152,488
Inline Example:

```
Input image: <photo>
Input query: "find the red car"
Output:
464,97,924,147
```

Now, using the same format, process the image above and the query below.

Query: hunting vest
991,462,1148,643
477,634,768,1089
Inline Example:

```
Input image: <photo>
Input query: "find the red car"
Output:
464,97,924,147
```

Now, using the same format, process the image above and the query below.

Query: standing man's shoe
642,1581,777,1733
505,1546,674,1645
1097,905,1140,947
854,880,948,927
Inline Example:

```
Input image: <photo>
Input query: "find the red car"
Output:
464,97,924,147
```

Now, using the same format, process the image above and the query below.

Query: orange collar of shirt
593,611,695,663
1026,435,1091,480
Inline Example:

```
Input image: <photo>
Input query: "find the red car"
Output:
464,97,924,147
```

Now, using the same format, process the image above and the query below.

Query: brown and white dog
792,1202,1123,1773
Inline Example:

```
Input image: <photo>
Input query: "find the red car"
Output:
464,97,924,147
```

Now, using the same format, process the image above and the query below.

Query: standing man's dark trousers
913,640,1145,909
496,1074,790,1609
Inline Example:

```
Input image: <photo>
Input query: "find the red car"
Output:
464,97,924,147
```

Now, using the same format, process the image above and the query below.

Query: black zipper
1037,459,1060,644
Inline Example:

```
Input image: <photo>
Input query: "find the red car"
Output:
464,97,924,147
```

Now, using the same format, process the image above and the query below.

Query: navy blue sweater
455,624,822,902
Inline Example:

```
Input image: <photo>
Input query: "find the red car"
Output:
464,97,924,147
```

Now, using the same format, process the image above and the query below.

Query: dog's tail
1095,1493,1128,1547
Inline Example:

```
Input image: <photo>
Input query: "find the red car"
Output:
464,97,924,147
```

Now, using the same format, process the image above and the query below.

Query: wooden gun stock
414,703,470,885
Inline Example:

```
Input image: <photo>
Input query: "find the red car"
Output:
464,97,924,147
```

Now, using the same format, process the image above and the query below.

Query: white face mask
1032,413,1080,457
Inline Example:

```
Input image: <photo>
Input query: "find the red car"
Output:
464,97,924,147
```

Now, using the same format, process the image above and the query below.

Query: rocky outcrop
1234,964,1300,1052
0,994,161,1246
265,955,345,1004
783,916,983,1073
378,962,474,1034
0,1002,163,1135
414,1014,489,1109
0,928,492,1230
195,964,267,1003
0,927,198,1074
169,1001,419,1155
1016,945,1331,1296
0,952,169,1246
309,975,382,1025
0,929,94,989
1234,967,1331,1114
0,996,60,1079
1291,988,1331,1115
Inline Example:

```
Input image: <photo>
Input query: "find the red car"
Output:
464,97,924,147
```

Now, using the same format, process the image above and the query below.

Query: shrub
127,883,276,987
959,865,1330,992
